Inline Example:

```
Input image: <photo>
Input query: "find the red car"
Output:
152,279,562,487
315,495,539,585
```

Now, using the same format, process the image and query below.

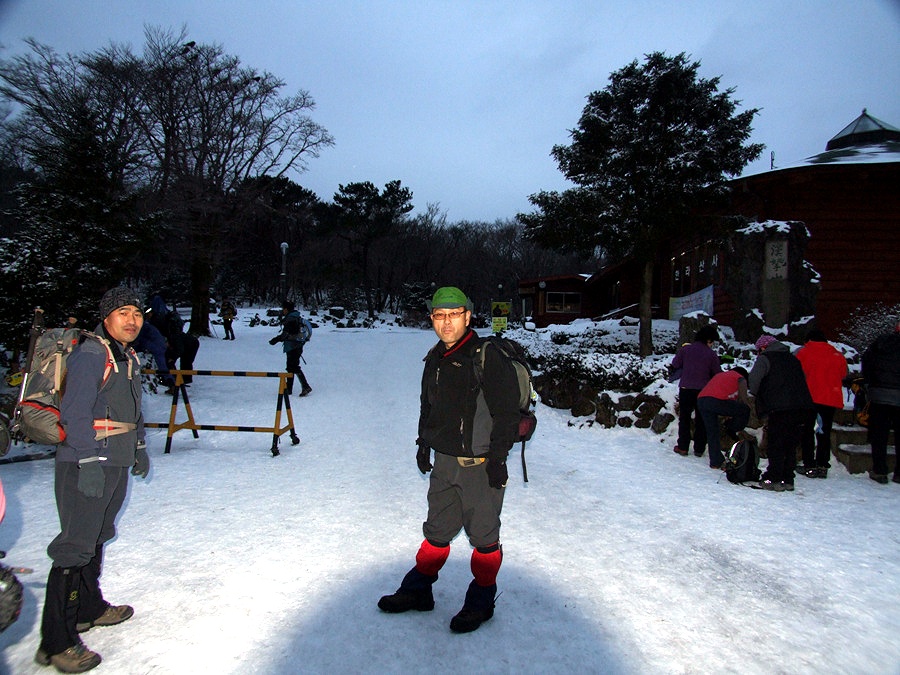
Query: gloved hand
486,457,508,489
132,441,150,478
77,460,105,498
416,443,432,474
269,336,279,345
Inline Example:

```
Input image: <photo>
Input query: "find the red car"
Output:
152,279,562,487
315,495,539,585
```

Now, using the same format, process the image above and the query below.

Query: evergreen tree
519,52,762,355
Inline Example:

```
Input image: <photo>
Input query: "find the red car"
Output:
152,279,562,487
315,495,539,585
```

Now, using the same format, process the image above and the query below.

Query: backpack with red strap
11,309,114,446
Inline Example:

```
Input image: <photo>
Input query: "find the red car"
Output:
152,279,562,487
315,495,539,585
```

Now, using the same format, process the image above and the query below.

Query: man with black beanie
35,286,150,673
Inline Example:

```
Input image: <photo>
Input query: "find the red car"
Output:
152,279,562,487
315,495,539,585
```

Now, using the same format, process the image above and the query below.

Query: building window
546,292,581,313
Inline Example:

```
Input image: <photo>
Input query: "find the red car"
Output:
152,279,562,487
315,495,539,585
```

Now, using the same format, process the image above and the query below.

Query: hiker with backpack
35,286,150,673
748,334,815,492
268,300,312,396
378,286,520,634
696,366,753,470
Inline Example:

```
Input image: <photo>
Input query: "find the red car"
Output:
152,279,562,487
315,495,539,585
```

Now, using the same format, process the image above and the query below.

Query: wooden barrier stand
142,369,299,457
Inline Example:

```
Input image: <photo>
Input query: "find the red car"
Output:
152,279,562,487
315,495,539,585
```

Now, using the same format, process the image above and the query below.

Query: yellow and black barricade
143,369,299,456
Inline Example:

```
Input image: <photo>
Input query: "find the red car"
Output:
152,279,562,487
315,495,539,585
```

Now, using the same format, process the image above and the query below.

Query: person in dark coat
748,335,815,491
670,325,721,458
132,321,176,391
147,294,199,385
219,297,237,340
36,286,150,673
378,287,520,634
268,301,312,396
862,317,900,484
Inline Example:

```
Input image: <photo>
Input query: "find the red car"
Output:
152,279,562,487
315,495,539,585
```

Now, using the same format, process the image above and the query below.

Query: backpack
12,315,115,446
847,377,869,427
283,313,312,344
474,335,538,481
724,438,761,484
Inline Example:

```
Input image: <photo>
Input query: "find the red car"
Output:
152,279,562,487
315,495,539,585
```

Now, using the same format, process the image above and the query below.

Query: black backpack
724,438,761,484
474,336,538,482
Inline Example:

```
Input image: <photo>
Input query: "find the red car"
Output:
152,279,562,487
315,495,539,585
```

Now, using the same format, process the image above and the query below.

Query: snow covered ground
1,313,898,674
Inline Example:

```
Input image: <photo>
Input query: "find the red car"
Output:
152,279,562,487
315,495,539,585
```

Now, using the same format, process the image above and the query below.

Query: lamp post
280,242,288,300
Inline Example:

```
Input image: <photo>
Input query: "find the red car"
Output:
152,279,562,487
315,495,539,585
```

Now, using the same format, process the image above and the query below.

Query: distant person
147,294,200,385
697,366,752,470
35,286,150,673
861,317,900,484
748,335,815,492
670,325,721,458
269,300,312,396
378,287,520,633
796,329,848,478
219,297,237,340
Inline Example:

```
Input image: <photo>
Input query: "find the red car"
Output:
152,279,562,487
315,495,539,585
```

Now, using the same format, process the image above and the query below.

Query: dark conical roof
826,109,900,150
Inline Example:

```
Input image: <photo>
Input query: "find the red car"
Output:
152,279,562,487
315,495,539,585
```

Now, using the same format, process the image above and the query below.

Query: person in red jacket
697,366,753,469
796,329,848,478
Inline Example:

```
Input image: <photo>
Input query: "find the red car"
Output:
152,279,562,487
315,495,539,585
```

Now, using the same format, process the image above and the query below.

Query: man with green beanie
36,286,150,673
378,286,520,633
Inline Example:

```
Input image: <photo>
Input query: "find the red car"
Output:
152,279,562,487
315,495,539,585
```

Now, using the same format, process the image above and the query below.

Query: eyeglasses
430,310,466,321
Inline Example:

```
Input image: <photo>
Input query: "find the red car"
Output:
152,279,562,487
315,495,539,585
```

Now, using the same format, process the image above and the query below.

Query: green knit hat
427,286,473,311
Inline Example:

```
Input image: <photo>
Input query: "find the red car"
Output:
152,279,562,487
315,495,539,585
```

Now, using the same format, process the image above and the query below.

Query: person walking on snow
35,286,151,673
378,287,520,633
269,300,312,396
219,297,237,340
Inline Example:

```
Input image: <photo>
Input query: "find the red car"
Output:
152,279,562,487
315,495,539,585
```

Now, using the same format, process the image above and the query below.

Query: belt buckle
457,457,485,467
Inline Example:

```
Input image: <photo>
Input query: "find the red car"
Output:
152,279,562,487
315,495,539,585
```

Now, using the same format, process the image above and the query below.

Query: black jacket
862,331,900,406
418,329,519,459
748,341,814,416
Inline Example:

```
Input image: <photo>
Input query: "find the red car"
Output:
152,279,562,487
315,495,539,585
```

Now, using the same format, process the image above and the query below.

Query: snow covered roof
746,110,900,175
825,109,900,150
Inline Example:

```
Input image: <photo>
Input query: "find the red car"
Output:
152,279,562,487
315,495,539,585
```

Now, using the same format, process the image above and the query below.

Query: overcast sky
1,0,898,223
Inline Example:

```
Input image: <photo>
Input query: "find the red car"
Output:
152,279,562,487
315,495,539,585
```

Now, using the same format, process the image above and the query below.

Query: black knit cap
100,286,142,318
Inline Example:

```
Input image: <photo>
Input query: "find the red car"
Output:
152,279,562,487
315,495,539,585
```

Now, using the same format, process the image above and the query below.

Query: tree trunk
189,254,212,337
639,259,654,357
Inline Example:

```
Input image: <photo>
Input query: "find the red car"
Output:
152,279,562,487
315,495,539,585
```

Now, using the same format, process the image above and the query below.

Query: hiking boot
450,581,496,633
298,386,312,397
76,604,133,632
816,467,828,479
377,588,434,613
757,479,784,492
693,449,705,457
798,467,819,478
893,474,900,484
781,481,795,492
869,471,889,485
36,644,101,673
673,445,688,456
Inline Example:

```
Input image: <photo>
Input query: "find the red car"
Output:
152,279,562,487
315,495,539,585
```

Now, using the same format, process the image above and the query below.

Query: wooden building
519,110,900,337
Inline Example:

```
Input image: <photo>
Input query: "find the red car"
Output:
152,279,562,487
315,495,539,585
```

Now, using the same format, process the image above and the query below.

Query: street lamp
280,242,288,300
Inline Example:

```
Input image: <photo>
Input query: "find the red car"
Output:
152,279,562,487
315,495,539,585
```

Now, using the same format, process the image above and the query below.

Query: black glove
486,457,508,489
269,336,279,345
77,460,105,498
416,443,432,474
132,441,150,478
